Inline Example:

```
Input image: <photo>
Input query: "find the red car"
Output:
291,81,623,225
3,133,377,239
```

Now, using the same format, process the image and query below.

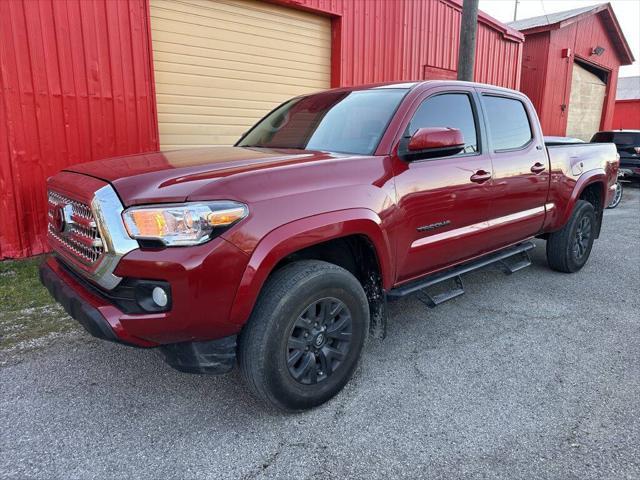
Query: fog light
152,287,168,307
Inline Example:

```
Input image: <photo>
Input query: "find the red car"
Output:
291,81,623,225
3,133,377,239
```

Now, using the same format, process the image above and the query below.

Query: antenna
513,0,519,21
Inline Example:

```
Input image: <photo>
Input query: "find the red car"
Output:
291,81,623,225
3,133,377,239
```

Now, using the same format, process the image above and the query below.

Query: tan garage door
566,62,607,141
150,0,331,149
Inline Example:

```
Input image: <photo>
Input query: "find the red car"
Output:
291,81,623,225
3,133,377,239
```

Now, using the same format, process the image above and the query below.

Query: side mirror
402,127,465,161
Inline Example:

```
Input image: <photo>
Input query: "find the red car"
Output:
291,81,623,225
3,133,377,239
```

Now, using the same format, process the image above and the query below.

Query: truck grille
47,191,104,265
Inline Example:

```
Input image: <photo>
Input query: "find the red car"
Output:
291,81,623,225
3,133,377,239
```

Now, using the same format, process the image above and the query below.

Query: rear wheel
238,260,369,411
546,200,596,273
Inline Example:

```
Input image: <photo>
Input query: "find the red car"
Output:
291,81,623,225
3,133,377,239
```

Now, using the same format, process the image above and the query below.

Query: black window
408,93,478,154
483,95,533,151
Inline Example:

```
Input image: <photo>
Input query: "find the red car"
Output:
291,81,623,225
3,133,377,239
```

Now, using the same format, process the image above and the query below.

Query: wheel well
579,182,604,211
273,235,387,338
579,182,604,238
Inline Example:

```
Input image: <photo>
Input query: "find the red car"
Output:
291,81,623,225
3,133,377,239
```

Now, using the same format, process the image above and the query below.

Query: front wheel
546,200,596,273
238,260,369,411
607,181,623,209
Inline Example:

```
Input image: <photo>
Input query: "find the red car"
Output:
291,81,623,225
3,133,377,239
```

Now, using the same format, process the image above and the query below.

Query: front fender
228,208,393,326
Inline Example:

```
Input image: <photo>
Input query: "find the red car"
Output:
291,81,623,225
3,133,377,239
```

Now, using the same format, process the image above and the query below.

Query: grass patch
0,256,78,352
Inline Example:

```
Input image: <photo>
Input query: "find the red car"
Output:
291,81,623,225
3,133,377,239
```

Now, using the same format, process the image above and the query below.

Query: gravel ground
1,186,639,480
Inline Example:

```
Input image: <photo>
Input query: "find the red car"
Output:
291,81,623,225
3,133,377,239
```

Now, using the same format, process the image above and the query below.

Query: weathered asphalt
1,186,639,480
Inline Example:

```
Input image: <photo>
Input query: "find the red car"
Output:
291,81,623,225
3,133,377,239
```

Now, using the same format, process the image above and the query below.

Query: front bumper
40,259,122,344
39,255,242,374
39,257,154,346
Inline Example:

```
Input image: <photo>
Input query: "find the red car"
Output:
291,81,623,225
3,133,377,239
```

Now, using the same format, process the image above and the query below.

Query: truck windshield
237,89,408,155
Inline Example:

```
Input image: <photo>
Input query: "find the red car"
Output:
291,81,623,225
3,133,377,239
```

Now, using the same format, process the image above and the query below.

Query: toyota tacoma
40,81,619,411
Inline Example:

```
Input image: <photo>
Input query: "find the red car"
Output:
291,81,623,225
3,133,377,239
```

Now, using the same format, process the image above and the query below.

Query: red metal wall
276,0,523,89
0,0,158,259
612,100,640,130
1,0,521,259
519,13,624,136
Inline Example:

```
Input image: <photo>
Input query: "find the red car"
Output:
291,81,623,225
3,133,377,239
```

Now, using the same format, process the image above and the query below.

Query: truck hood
65,146,349,205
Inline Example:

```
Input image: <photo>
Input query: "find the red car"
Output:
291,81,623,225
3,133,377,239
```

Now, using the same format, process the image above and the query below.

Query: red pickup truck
40,81,618,411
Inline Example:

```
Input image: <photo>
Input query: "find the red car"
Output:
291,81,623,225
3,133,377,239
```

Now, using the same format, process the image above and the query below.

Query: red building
612,76,640,130
1,0,524,259
511,3,634,140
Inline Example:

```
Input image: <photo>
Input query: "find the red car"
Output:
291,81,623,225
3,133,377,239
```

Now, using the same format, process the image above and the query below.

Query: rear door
391,86,497,283
476,89,549,247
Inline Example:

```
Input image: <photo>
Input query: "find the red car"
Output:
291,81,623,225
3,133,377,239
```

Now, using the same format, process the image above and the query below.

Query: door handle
531,162,546,174
470,170,492,183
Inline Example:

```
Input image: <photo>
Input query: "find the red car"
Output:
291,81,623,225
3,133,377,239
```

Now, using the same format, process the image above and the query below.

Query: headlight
122,201,248,246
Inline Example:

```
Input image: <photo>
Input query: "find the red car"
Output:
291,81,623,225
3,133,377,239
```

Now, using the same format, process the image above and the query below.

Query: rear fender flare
553,170,606,231
228,209,393,326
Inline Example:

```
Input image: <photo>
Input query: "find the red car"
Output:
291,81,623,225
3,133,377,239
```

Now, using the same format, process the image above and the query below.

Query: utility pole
513,0,520,21
457,0,479,82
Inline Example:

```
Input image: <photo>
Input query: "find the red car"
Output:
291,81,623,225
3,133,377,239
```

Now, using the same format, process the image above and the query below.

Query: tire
607,181,623,209
238,260,369,411
546,200,596,273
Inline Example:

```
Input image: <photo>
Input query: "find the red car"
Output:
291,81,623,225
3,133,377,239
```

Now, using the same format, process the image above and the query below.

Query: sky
479,0,640,77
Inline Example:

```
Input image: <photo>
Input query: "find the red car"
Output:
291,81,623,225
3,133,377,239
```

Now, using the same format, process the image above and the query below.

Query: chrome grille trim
47,185,138,290
48,192,104,264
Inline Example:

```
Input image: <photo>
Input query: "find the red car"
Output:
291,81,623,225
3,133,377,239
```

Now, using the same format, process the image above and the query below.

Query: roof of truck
322,80,519,95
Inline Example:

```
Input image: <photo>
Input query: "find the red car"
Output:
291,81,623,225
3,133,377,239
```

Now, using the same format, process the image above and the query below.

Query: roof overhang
517,3,634,65
448,0,525,43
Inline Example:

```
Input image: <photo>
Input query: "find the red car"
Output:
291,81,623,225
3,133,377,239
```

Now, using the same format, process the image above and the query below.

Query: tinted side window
483,95,533,151
409,93,478,154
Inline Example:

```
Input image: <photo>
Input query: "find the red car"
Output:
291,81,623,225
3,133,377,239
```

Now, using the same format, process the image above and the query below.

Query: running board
387,241,535,306
416,275,465,308
498,250,532,275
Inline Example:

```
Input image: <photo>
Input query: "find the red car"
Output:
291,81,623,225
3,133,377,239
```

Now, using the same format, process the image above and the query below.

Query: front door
392,88,497,284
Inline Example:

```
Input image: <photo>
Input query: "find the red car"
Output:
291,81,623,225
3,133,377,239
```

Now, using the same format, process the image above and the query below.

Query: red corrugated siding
518,32,549,111
0,0,158,259
613,100,640,129
519,12,625,136
1,0,520,259
274,0,523,89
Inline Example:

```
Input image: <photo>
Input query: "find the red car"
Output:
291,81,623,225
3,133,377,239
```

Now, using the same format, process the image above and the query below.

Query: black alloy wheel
238,260,369,411
286,297,352,385
546,200,596,273
572,215,592,261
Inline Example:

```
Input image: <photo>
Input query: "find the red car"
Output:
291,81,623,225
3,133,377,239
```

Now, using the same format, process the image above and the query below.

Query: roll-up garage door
566,61,607,141
149,0,332,149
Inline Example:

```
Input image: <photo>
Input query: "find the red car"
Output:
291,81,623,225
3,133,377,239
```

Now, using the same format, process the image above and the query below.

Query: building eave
515,3,634,65
449,0,525,42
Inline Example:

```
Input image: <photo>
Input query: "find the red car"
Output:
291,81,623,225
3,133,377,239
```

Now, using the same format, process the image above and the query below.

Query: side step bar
387,241,535,307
